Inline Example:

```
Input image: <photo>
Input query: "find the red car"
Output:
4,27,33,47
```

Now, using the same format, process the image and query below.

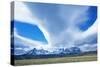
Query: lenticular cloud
13,2,97,52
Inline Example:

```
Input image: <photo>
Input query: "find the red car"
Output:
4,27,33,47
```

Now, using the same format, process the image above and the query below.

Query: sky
13,20,48,43
11,2,97,55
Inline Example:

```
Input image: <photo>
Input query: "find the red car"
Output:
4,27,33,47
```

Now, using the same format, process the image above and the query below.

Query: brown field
14,54,97,66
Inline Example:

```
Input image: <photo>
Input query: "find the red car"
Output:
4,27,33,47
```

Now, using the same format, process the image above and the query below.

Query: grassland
14,54,97,66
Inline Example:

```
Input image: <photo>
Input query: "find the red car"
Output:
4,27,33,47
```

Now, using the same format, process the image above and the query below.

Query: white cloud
15,47,32,52
14,47,29,55
47,6,90,48
79,44,97,52
59,5,89,27
48,6,97,52
13,2,97,52
14,1,52,48
14,2,51,49
14,2,34,23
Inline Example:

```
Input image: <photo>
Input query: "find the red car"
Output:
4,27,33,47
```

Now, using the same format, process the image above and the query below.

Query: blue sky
12,2,97,54
13,20,48,43
77,6,97,31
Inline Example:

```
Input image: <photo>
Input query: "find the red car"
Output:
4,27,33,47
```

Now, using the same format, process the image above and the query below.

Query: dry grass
14,54,97,66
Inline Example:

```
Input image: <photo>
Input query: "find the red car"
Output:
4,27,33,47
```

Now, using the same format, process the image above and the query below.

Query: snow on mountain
21,47,81,56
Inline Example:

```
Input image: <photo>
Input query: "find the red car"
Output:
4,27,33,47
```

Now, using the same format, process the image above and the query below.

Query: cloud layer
12,2,97,53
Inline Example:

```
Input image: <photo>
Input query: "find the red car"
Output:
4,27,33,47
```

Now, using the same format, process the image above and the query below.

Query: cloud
79,44,97,52
14,47,31,55
59,5,89,28
14,2,34,23
14,2,51,49
47,5,97,49
13,0,52,49
37,5,96,49
13,2,97,52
